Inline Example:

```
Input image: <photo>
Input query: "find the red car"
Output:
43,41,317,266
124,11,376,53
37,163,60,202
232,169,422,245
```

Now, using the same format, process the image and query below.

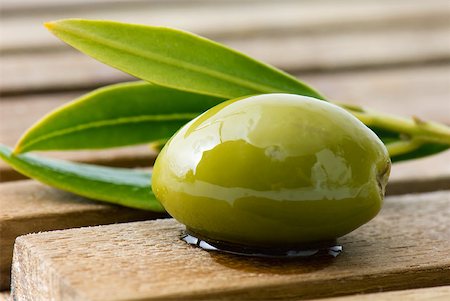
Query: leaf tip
12,142,25,155
44,21,57,31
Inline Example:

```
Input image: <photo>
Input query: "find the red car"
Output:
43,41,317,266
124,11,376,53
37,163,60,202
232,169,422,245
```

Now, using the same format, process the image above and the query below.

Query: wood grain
2,26,450,95
0,0,226,12
308,286,450,301
2,0,450,95
2,0,449,52
11,190,450,300
0,180,167,290
7,286,448,301
303,65,450,125
1,0,277,13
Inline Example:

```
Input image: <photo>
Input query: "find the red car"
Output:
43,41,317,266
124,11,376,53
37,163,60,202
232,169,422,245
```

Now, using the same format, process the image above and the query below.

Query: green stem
385,140,421,157
338,103,450,157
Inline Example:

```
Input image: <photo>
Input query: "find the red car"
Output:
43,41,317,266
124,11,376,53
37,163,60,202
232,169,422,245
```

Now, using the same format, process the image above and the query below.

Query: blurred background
0,1,450,297
0,0,449,181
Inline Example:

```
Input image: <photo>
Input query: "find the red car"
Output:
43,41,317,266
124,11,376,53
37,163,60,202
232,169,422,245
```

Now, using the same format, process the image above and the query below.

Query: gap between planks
10,190,450,300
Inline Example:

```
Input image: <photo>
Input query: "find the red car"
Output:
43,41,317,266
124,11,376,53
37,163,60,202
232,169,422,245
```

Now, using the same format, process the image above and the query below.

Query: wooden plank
0,51,130,95
11,191,450,300
2,26,450,95
0,180,167,290
0,0,264,12
11,287,450,301
228,25,450,72
1,0,449,53
387,151,450,195
308,286,450,301
303,65,450,125
0,292,10,301
0,92,81,148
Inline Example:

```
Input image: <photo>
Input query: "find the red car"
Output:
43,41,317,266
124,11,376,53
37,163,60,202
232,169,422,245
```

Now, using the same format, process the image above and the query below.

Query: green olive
152,94,390,250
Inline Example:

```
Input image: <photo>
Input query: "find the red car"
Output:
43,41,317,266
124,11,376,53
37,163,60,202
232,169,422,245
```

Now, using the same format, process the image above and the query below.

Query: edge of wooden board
306,285,450,301
10,190,450,300
0,181,168,290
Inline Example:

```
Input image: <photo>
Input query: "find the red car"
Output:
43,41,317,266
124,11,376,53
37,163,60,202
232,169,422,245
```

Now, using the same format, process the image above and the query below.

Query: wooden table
1,0,449,299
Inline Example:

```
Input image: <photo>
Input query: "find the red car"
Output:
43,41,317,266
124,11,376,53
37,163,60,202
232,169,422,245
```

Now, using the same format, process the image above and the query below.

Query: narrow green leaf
15,81,224,153
45,19,323,100
0,144,164,212
388,143,448,162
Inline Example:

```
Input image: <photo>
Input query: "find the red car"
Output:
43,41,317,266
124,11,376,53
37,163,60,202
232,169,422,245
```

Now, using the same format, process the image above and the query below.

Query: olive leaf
14,81,224,153
45,19,324,100
0,144,164,211
44,19,450,161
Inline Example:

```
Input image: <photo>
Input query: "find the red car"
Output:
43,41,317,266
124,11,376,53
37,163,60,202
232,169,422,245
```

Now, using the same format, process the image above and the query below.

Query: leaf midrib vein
19,113,198,151
61,25,288,97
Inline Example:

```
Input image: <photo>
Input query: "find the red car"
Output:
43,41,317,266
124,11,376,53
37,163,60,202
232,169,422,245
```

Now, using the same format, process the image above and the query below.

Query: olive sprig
0,19,449,211
339,103,450,160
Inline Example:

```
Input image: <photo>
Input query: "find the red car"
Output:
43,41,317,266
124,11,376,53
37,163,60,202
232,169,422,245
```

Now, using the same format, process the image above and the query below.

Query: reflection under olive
152,94,391,253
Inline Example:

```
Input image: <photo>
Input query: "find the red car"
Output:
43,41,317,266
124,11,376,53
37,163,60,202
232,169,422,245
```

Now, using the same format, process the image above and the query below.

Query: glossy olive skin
152,94,390,248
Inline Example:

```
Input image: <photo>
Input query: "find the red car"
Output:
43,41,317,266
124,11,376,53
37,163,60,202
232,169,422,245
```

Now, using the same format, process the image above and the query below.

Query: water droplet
181,230,342,258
